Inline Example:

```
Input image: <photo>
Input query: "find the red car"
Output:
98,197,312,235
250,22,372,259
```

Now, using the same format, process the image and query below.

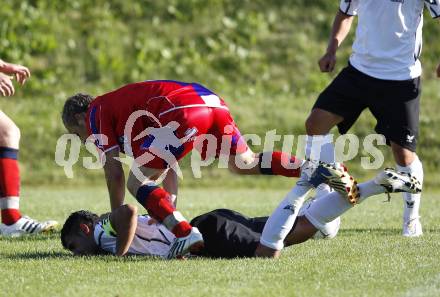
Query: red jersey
85,80,229,155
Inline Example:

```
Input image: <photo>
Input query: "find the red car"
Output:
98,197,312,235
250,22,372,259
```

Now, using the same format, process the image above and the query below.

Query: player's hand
0,62,31,85
436,62,440,78
318,52,337,73
0,73,15,96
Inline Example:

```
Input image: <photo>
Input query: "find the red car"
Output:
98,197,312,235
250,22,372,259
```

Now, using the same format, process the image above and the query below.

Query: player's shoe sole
374,168,422,195
167,227,204,259
312,162,359,204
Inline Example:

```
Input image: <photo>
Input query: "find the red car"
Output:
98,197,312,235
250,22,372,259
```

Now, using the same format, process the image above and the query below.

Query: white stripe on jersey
93,215,175,257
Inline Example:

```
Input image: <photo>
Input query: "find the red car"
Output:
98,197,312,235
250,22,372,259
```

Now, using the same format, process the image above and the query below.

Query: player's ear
79,223,91,235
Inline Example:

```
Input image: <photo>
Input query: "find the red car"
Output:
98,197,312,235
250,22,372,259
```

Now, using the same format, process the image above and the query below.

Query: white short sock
396,156,423,221
304,179,385,228
305,135,335,163
260,185,311,250
358,180,385,202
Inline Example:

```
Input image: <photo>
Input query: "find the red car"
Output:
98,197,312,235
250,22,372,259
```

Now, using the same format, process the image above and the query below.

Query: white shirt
94,215,175,257
340,0,440,80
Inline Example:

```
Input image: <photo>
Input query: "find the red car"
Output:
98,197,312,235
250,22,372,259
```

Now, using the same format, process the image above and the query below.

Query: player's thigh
369,77,420,154
308,65,369,135
0,110,20,148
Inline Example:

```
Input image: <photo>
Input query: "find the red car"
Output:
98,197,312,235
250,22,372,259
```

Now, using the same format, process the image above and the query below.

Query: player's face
66,120,88,143
65,232,99,256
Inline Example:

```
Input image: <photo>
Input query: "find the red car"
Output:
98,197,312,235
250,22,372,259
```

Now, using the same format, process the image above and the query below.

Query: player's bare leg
391,142,424,237
0,111,57,236
126,164,203,258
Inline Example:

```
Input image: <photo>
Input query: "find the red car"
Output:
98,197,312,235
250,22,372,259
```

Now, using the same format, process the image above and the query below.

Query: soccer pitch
1,187,439,297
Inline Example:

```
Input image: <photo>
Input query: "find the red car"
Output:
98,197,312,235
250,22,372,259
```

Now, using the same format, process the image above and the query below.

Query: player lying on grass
60,167,421,258
61,80,355,258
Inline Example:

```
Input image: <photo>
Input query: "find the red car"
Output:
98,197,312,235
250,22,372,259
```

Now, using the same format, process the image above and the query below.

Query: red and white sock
258,151,303,177
136,183,191,237
0,147,22,225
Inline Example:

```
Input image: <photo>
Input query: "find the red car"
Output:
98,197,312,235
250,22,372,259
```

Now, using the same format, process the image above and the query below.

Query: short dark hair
62,93,94,127
60,210,99,250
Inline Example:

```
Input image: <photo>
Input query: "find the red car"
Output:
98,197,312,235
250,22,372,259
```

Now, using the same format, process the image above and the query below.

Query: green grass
1,186,439,297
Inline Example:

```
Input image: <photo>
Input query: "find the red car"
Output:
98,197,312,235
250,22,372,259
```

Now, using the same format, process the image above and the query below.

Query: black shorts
313,63,421,152
190,209,268,258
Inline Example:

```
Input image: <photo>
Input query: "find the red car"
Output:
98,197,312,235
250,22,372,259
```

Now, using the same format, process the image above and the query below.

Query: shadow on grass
0,232,59,242
2,251,71,260
3,251,164,262
339,227,440,236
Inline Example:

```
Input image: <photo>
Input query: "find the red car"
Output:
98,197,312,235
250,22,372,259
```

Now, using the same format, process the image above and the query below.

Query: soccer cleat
374,168,422,196
166,227,204,259
312,162,359,204
0,216,58,237
402,217,423,237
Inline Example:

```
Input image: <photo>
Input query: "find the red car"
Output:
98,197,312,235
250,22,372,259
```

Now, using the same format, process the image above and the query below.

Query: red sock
258,152,301,178
136,185,191,237
0,148,22,225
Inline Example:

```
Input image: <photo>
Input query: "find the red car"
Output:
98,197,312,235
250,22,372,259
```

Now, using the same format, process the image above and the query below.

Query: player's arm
0,59,30,85
109,204,138,256
319,10,355,72
103,148,126,210
162,169,178,206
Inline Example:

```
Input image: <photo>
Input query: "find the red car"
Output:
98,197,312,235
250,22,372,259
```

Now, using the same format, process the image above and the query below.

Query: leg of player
255,109,342,258
284,168,422,246
228,149,304,178
0,111,57,236
391,142,424,237
126,165,203,258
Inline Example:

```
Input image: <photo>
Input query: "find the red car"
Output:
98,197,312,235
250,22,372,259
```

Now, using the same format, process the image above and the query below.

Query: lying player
60,168,421,258
61,80,353,257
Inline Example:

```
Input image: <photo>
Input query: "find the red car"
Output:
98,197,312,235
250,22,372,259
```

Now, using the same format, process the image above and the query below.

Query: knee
305,113,320,135
0,123,20,147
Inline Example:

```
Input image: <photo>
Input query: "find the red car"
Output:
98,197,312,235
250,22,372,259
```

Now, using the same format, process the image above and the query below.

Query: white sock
260,135,335,250
305,135,335,163
396,156,423,221
315,183,332,197
260,185,311,250
305,179,385,225
358,180,385,202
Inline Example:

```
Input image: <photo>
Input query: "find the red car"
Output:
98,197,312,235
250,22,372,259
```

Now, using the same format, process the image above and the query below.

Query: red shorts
131,106,248,169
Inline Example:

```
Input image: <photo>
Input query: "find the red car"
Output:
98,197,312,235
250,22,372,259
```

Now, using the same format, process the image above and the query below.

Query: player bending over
60,167,421,258
61,80,351,258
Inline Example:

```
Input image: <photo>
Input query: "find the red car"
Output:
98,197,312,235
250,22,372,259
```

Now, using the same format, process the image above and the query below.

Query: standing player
0,59,58,236
257,0,439,257
62,80,327,258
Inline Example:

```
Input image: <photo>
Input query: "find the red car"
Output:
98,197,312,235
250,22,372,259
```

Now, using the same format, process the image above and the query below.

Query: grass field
1,186,439,297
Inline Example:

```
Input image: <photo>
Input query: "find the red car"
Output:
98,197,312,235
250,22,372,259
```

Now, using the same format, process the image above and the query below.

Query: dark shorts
190,209,268,258
313,63,421,152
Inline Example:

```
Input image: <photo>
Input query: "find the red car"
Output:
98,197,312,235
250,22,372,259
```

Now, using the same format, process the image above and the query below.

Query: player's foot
166,227,204,259
0,216,58,237
402,217,423,237
374,168,422,195
313,162,359,204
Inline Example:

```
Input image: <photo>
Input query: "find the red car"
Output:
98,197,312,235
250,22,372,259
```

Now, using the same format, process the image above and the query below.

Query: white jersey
340,0,440,80
94,215,175,257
